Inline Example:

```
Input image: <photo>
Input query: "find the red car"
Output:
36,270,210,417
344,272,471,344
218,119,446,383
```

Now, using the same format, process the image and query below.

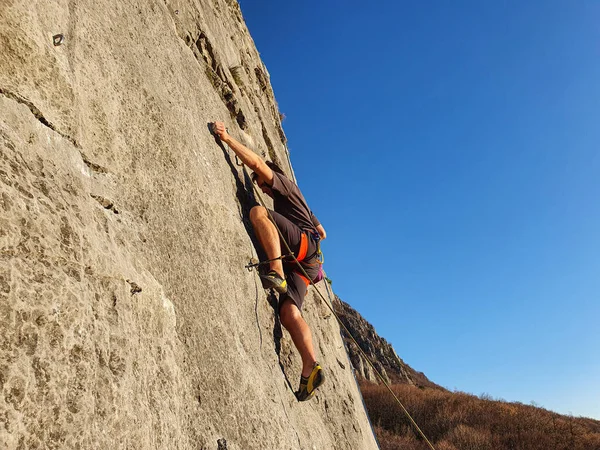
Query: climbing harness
289,231,324,287
222,137,436,450
244,232,323,285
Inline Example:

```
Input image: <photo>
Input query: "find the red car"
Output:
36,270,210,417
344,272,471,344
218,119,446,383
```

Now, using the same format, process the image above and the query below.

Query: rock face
0,1,378,449
333,295,439,389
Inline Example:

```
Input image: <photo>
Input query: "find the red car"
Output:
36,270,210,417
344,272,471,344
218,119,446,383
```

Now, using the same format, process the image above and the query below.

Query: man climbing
212,121,327,401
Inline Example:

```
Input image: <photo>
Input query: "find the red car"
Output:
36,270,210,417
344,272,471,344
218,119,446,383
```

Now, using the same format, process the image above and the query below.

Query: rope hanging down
224,141,436,450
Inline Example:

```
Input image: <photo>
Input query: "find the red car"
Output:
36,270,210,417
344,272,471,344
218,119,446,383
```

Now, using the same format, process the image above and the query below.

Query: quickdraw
245,253,295,272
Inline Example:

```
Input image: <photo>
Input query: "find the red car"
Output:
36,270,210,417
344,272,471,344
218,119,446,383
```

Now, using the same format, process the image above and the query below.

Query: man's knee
279,298,301,329
250,205,268,224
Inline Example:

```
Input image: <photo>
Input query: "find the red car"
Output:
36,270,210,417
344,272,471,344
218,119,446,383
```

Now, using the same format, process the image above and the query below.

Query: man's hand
316,224,327,240
212,121,229,141
210,121,272,183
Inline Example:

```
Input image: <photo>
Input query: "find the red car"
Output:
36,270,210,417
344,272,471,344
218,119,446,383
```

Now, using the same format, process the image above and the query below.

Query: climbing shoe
260,271,287,294
295,363,325,402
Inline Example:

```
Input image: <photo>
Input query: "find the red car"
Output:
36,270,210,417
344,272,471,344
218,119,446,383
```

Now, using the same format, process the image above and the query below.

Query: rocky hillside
332,294,439,389
0,1,378,449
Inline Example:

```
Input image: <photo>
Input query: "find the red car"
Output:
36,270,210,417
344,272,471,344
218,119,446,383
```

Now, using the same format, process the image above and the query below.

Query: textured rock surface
0,1,378,449
333,295,439,389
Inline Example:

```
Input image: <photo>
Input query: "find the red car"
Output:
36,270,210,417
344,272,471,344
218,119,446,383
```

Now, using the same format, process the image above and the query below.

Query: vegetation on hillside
359,381,600,450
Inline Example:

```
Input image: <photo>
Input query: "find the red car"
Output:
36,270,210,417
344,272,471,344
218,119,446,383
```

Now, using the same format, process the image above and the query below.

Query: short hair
266,161,285,175
253,161,285,182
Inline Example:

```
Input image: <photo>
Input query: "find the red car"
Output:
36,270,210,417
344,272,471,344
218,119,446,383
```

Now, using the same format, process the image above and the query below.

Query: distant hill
333,293,600,450
332,294,439,389
360,381,600,450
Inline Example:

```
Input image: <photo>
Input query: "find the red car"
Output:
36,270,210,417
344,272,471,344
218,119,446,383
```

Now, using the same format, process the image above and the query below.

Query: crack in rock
90,194,119,214
0,87,79,148
126,280,142,295
81,153,109,173
181,29,247,130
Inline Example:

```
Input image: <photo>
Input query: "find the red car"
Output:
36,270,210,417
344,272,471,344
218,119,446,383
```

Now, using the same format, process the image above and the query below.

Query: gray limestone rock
0,1,378,449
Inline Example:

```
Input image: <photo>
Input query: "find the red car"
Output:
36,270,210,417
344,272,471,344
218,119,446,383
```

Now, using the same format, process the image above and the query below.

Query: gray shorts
268,210,320,312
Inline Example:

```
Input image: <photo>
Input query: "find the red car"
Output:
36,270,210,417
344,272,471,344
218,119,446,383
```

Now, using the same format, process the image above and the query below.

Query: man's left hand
212,121,229,141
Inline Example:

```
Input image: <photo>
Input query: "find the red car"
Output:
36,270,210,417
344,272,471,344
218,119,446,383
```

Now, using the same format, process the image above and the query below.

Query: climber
212,121,326,401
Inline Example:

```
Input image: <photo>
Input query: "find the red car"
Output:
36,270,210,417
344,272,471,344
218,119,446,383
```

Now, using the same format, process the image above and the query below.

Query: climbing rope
224,149,436,449
321,275,383,449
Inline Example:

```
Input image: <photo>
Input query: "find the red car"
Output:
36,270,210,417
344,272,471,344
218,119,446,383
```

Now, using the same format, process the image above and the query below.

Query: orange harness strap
294,232,321,290
294,233,311,289
297,233,308,262
296,271,311,288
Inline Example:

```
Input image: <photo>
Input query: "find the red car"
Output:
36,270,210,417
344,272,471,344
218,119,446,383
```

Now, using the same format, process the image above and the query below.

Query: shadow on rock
207,123,258,240
209,123,293,392
267,290,294,393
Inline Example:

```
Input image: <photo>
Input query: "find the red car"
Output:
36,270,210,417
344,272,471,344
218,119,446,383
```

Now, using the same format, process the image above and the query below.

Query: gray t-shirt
270,172,320,232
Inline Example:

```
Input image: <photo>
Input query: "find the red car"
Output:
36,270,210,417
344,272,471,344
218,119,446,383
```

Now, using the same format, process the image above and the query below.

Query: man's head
252,161,285,197
266,161,285,175
252,171,273,197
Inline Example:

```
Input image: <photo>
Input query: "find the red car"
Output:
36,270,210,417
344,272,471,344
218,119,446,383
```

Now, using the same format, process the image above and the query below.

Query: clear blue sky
238,1,600,419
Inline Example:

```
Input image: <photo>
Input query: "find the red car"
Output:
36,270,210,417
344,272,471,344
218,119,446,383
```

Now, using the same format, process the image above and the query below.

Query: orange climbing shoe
295,363,325,402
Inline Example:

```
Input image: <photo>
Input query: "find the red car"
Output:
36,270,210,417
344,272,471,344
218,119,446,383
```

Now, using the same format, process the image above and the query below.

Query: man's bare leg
280,299,317,377
250,206,284,277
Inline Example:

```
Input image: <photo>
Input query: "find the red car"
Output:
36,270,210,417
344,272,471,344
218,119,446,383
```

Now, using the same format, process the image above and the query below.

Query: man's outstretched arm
212,121,273,184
